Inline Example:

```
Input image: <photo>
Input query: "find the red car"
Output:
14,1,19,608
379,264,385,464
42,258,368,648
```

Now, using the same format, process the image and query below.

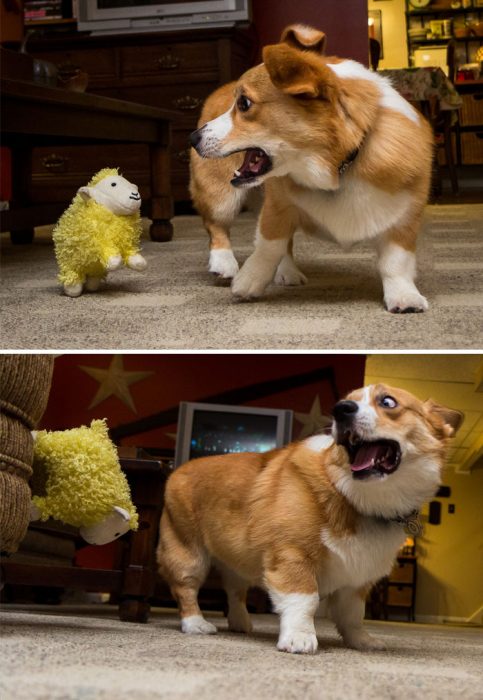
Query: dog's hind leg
219,565,253,633
156,508,217,635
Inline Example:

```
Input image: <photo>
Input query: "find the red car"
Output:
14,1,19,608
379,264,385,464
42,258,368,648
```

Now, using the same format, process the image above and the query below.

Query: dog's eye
237,95,252,113
380,396,398,409
111,182,117,187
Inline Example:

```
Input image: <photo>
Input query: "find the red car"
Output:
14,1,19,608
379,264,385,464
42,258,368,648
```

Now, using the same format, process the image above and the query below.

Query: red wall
251,0,369,64
41,354,366,450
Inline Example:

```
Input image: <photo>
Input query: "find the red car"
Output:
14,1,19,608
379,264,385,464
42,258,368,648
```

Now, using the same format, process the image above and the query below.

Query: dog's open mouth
339,434,402,480
231,148,272,187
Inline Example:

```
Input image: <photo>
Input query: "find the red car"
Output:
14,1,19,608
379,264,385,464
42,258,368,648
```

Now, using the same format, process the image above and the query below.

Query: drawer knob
173,95,202,111
176,149,191,163
41,154,69,172
157,54,181,70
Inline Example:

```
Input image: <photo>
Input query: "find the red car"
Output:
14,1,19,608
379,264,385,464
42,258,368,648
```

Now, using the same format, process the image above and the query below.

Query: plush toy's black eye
111,182,117,187
236,95,252,113
379,396,398,409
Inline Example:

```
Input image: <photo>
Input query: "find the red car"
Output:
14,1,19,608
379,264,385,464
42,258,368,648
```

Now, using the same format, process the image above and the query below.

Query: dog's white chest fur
318,520,405,595
293,177,413,245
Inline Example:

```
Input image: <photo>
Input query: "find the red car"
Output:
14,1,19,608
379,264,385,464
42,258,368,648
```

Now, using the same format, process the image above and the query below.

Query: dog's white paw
181,615,218,635
228,609,253,634
274,256,307,286
343,630,386,651
63,283,83,298
277,631,318,655
384,282,428,314
209,249,239,279
106,255,123,272
231,259,274,300
127,254,147,271
85,276,102,292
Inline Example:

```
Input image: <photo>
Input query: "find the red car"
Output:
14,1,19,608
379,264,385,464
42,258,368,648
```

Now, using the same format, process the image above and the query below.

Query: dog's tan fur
157,384,462,653
190,24,433,311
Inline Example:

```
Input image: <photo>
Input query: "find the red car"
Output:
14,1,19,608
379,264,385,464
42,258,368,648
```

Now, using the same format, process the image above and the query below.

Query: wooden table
0,77,176,243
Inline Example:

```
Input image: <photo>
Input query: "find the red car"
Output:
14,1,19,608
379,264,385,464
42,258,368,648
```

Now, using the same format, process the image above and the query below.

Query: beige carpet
1,204,482,350
1,605,482,700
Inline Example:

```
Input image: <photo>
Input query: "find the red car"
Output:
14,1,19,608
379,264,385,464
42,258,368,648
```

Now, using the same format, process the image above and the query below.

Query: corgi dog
157,385,462,654
189,24,433,312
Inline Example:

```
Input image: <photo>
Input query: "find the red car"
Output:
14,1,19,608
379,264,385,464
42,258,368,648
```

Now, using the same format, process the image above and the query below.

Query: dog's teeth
234,170,241,177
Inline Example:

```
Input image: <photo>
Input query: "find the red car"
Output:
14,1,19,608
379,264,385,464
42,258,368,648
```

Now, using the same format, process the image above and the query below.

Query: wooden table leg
9,144,35,245
149,124,174,242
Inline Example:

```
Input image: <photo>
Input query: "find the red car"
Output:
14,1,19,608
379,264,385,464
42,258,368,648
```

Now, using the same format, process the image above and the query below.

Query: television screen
190,409,279,459
175,402,293,467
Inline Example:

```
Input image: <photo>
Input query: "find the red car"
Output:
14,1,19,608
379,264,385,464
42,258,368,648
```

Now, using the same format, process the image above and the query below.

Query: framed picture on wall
368,10,383,59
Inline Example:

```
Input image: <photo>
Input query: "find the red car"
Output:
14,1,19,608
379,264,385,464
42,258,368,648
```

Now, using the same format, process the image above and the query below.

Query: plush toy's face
78,175,141,216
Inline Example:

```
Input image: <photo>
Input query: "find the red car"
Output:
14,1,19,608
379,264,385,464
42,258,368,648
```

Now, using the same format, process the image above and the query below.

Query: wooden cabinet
28,28,255,204
456,82,483,164
367,555,417,622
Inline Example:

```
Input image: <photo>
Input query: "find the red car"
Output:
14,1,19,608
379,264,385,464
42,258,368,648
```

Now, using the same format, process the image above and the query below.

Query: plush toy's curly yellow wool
52,168,145,296
31,419,138,531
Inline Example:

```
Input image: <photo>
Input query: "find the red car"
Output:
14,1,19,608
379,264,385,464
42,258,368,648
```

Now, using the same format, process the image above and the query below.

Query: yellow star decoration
294,395,333,439
79,355,154,413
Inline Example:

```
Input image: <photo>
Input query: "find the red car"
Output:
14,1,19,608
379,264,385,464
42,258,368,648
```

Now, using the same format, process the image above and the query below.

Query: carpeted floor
1,204,482,350
1,605,482,700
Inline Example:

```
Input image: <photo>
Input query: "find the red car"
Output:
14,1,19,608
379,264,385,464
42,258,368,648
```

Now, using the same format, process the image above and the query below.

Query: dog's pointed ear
424,400,464,437
263,43,336,100
280,24,326,55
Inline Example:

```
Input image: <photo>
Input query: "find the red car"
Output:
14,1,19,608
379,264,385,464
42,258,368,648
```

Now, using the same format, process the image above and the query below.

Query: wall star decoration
79,355,154,413
294,395,333,440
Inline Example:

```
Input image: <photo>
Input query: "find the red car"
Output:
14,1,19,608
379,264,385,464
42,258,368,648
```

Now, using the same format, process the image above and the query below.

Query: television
77,0,251,35
175,401,293,468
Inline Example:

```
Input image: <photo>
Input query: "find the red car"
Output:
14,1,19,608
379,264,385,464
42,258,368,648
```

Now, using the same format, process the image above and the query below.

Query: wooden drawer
388,561,415,584
460,93,483,127
30,144,150,202
34,49,117,85
461,131,483,164
386,585,413,607
121,41,218,78
119,81,215,120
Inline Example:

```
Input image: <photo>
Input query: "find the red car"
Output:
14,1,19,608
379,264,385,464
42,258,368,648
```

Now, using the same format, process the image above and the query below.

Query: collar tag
403,512,423,537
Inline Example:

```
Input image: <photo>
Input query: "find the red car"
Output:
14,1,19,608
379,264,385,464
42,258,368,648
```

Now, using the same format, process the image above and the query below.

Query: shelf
409,36,483,43
407,8,483,17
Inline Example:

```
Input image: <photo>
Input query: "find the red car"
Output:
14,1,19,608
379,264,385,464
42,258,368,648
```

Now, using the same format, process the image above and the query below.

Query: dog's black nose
189,129,202,149
332,400,359,422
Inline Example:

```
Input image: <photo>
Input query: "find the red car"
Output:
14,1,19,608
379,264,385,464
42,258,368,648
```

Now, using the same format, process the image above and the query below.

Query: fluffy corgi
157,385,462,654
189,24,433,312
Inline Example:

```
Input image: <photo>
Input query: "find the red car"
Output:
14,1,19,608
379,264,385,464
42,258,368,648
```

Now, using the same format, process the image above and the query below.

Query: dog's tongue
240,149,265,175
351,444,382,472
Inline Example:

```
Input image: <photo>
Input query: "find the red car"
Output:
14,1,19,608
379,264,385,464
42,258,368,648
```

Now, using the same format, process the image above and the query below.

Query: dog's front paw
343,630,385,651
181,615,218,635
384,284,428,314
209,249,239,279
228,609,253,634
127,254,147,271
277,631,318,655
274,256,308,287
231,258,274,300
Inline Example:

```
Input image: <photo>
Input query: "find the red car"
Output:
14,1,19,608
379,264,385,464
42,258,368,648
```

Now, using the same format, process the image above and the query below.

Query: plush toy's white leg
106,255,123,271
30,502,41,521
63,283,83,297
127,253,147,271
85,276,102,292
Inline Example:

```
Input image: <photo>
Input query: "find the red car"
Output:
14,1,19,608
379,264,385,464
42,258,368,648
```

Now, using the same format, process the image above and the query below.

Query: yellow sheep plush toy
52,168,147,297
30,419,138,545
